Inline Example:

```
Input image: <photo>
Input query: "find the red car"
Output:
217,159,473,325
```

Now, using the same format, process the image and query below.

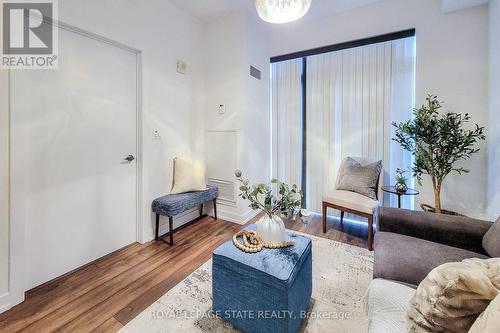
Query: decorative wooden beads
232,230,294,253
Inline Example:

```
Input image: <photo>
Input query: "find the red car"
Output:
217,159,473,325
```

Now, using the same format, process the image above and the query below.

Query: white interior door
10,26,138,290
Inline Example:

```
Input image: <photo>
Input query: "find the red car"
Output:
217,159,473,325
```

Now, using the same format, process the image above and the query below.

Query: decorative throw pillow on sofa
482,217,500,257
336,157,382,199
407,258,500,333
468,293,500,333
170,157,207,194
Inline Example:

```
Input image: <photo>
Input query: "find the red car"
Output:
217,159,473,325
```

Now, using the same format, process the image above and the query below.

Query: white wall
203,14,248,223
202,14,270,223
243,16,272,186
203,14,246,134
487,0,500,219
260,0,489,217
58,0,206,241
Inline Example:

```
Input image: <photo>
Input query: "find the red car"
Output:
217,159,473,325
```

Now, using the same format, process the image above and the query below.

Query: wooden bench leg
213,199,218,220
368,215,374,251
322,201,327,233
155,214,160,240
169,216,174,245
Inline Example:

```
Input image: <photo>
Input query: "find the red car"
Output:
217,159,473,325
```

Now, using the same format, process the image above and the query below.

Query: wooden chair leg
340,211,345,224
368,215,374,251
322,201,327,233
213,199,218,220
200,203,204,216
169,216,174,246
155,214,160,240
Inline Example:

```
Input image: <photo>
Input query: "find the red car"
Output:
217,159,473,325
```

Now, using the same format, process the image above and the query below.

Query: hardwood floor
0,212,368,333
286,211,370,249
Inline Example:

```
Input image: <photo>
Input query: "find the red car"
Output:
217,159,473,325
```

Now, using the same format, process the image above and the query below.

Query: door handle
124,155,135,162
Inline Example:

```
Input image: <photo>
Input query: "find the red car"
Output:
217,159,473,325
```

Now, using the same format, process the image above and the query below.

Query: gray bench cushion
152,185,218,217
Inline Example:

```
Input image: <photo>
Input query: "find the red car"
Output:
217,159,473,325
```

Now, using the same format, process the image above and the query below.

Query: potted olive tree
393,95,485,215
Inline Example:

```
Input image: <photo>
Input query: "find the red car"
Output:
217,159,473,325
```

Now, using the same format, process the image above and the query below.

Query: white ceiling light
255,0,312,24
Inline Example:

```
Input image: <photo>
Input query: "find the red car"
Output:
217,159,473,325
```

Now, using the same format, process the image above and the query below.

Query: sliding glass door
271,35,416,212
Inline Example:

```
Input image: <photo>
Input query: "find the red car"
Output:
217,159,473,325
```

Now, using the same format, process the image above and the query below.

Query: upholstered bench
212,225,312,333
152,185,218,245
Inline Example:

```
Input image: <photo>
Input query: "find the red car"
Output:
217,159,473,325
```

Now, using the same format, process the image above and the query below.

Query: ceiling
169,0,252,22
169,0,385,23
170,0,490,23
440,0,489,13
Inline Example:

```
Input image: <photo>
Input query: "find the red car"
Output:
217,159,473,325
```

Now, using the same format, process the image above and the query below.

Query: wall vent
250,65,261,80
208,178,237,207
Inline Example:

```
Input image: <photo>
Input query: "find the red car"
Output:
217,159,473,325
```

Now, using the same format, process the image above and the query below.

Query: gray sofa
366,207,498,333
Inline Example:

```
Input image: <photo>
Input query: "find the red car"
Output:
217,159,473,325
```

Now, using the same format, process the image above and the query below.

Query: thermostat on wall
176,60,186,74
217,104,226,114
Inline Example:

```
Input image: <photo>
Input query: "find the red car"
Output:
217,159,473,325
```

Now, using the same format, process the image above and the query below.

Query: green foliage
395,168,408,185
235,170,310,224
392,95,485,212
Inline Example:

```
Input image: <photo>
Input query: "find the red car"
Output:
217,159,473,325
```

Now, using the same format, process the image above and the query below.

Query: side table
381,186,419,208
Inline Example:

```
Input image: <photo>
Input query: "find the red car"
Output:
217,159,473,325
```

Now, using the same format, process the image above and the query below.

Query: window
271,31,416,212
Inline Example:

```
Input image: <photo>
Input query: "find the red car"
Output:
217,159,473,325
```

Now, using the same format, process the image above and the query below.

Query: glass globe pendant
255,0,312,24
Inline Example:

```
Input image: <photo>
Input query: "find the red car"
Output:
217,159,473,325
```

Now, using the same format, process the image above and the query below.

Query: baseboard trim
0,303,11,314
0,292,13,314
217,207,259,225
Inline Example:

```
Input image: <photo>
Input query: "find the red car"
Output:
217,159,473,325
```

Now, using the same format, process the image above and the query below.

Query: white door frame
0,19,144,312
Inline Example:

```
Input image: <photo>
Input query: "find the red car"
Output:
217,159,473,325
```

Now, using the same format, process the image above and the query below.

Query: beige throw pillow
468,293,500,333
407,258,500,333
170,157,207,194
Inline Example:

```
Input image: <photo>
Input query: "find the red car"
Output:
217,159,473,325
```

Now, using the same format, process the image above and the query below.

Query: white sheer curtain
271,58,303,188
305,37,416,212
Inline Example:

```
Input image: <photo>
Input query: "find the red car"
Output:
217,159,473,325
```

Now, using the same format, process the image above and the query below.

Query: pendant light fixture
255,0,312,24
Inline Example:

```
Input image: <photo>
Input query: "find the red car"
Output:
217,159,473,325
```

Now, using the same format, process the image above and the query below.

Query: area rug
119,232,374,333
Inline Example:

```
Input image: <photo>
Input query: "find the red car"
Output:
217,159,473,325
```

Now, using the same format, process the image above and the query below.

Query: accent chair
322,157,383,251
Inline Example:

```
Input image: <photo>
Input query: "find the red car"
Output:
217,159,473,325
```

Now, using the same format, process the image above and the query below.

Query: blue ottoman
212,225,312,333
